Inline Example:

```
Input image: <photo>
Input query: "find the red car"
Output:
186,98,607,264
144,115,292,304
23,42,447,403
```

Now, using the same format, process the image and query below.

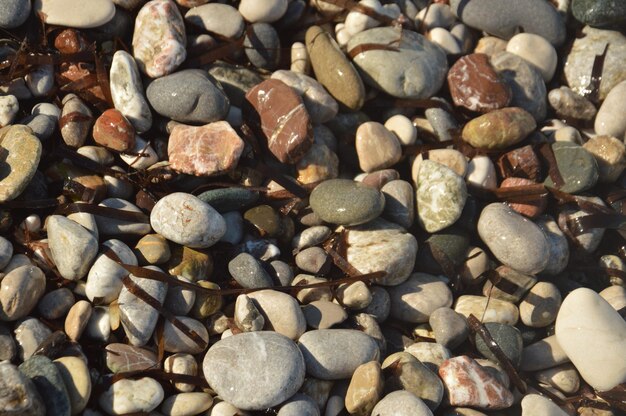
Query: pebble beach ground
0,0,625,415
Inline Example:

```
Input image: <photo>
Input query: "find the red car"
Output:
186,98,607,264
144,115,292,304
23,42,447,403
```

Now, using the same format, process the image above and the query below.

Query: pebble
47,215,98,281
162,316,208,354
381,180,414,229
160,392,213,416
132,0,187,78
544,142,599,193
548,86,597,122
482,266,536,303
559,197,606,253
64,300,92,341
0,95,18,127
521,394,568,416
54,356,92,415
345,218,418,286
14,317,51,360
292,225,331,251
277,393,320,416
564,26,626,101
248,290,306,339
239,0,288,23
243,79,313,164
295,247,331,275
185,4,244,39
26,65,54,97
0,265,46,321
462,107,536,150
555,287,626,391
595,80,626,140
348,27,448,99
95,198,152,236
450,0,566,46
416,159,467,232
197,187,259,213
474,322,523,368
86,239,138,304
416,3,456,29
164,353,197,393
106,343,158,373
506,33,558,82
298,329,380,380
370,390,433,416
429,307,469,349
60,94,93,148
34,0,115,28
228,253,273,289
355,121,402,172
447,53,511,112
164,276,195,315
244,23,281,71
520,335,570,372
428,28,462,55
99,377,164,415
344,361,383,416
438,355,514,410
134,234,170,265
203,332,305,410
306,26,365,110
572,0,626,28
151,193,226,248
382,353,444,410
37,288,75,320
412,149,468,183
19,355,72,416
387,273,453,323
309,179,385,226
519,282,562,327
477,203,549,274
0,323,16,361
110,50,152,133
501,177,546,218
0,361,45,416
302,300,347,329
454,295,519,325
535,215,569,276
535,363,580,395
92,109,135,152
384,114,417,145
234,294,265,332
0,0,30,28
0,126,42,202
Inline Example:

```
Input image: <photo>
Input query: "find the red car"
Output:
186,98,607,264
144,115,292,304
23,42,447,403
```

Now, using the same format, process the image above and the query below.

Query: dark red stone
501,177,547,218
93,109,136,152
496,145,542,181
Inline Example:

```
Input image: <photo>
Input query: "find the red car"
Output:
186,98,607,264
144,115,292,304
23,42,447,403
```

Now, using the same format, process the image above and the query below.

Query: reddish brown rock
54,29,89,54
93,109,136,152
57,63,106,102
448,53,511,113
439,355,514,410
168,121,245,177
497,145,542,181
501,177,547,218
243,79,313,164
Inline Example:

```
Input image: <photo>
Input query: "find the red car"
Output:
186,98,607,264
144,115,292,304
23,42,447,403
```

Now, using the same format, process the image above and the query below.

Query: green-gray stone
572,0,626,29
244,205,282,238
309,179,385,226
382,353,444,410
418,227,470,274
207,61,263,107
0,125,42,203
474,322,523,369
544,142,599,194
197,187,259,213
19,355,71,416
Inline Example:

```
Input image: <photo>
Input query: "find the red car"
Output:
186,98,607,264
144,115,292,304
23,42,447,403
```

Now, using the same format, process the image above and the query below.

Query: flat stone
132,0,186,78
439,355,514,410
0,361,45,416
47,215,98,281
0,126,42,202
521,394,569,416
450,0,566,46
0,265,46,321
168,122,244,176
53,356,91,415
345,361,383,416
93,109,135,152
355,122,402,173
248,290,306,340
64,300,92,341
306,26,365,110
228,253,273,289
555,287,626,391
105,343,159,373
310,179,385,226
86,239,138,304
416,160,467,232
243,79,313,164
151,192,226,248
462,107,536,150
388,273,453,323
348,27,448,99
544,142,599,193
203,332,305,410
19,355,71,416
110,50,152,133
185,3,244,39
429,308,469,349
454,295,519,325
148,69,229,124
370,391,434,416
34,0,115,28
564,26,626,101
572,0,626,29
448,53,511,112
345,218,418,286
478,203,549,274
99,377,164,415
197,187,259,213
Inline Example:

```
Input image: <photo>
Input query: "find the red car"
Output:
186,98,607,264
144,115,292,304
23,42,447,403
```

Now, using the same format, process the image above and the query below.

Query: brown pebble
65,300,93,341
496,145,542,181
501,177,547,218
54,29,88,54
93,109,136,152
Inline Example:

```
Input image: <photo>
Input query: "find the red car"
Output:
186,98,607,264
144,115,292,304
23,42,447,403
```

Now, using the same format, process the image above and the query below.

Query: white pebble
385,114,417,145
506,33,558,82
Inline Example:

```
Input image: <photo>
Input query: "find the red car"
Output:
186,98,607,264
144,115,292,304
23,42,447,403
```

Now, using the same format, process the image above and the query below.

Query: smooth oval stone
147,70,229,124
474,322,523,368
197,187,259,213
381,180,414,229
555,287,626,391
248,290,306,340
47,215,98,281
344,361,383,416
348,27,448,99
163,353,197,393
185,3,244,39
309,179,385,226
239,0,287,22
454,295,519,325
416,160,467,233
86,239,138,304
0,361,45,416
271,70,338,124
54,356,91,415
298,329,380,380
37,288,75,320
110,50,152,133
208,62,264,107
491,52,548,121
564,26,626,101
477,203,549,274
203,332,305,410
462,107,536,150
34,0,115,28
387,273,453,324
306,26,365,110
244,23,281,71
132,0,186,78
228,253,273,289
64,301,92,341
278,393,320,416
506,33,558,82
572,0,626,29
429,308,470,349
345,218,418,286
60,94,92,148
520,282,562,328
0,0,30,28
151,193,226,248
543,142,599,193
0,126,42,202
521,394,568,416
99,377,164,415
0,265,46,321
161,316,208,354
161,392,213,416
535,215,569,276
595,80,626,139
450,0,566,46
355,122,402,173
371,390,433,416
19,355,71,416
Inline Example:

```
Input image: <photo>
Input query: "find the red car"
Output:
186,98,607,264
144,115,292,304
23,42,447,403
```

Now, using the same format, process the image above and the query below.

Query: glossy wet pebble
309,179,385,226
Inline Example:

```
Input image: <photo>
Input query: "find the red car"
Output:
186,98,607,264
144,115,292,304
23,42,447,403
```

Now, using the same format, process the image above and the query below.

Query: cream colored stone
54,356,92,415
506,33,558,81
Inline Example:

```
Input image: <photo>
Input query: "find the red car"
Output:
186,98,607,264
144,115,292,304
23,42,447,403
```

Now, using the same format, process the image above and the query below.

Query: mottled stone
309,179,385,226
105,343,159,373
110,50,152,133
454,295,519,325
462,107,536,150
573,0,626,28
99,378,164,415
228,253,273,289
548,86,597,122
60,94,93,148
0,361,45,416
132,0,186,78
448,53,510,112
93,109,136,152
0,126,42,202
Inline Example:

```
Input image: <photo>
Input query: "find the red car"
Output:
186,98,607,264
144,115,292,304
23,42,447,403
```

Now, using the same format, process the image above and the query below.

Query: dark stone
244,23,281,71
228,252,274,289
19,355,71,416
474,322,524,369
543,142,599,194
208,62,264,107
572,0,626,29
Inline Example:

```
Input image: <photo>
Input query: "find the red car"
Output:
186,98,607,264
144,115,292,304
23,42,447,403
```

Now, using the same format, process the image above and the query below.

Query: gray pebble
425,107,459,142
292,226,332,251
371,390,433,416
359,286,391,322
23,114,57,141
0,265,46,321
19,355,71,416
0,235,13,269
244,23,281,71
208,62,264,107
47,215,98,281
381,180,415,229
37,288,75,320
0,0,31,28
278,393,320,416
95,198,152,236
185,3,244,39
269,260,294,286
219,211,244,245
0,322,16,361
295,247,331,275
429,307,469,350
164,275,196,316
474,322,524,368
14,317,52,361
229,253,274,289
0,361,45,416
